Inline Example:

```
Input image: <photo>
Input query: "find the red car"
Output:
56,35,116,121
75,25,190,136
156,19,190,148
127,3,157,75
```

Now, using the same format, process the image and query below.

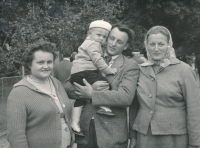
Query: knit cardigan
7,76,73,148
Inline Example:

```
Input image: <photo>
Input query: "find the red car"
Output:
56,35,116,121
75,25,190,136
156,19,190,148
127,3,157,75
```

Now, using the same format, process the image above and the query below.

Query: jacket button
150,111,153,115
148,94,152,98
151,78,154,81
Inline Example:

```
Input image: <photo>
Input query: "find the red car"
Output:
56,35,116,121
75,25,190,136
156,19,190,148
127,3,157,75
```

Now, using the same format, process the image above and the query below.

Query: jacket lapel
140,66,156,80
106,54,124,83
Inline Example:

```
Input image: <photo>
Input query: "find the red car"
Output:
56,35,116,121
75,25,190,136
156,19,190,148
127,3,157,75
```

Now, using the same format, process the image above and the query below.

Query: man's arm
91,61,139,107
73,60,139,107
63,79,81,100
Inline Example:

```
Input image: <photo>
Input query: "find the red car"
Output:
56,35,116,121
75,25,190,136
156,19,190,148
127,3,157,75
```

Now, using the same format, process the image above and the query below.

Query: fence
0,76,22,132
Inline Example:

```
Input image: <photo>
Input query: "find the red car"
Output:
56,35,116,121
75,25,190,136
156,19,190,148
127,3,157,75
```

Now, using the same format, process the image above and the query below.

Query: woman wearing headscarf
7,40,74,148
129,26,200,148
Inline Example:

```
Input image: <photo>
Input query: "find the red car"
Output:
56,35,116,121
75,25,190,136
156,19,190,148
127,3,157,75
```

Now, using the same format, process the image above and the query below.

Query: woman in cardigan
129,26,200,148
7,40,74,148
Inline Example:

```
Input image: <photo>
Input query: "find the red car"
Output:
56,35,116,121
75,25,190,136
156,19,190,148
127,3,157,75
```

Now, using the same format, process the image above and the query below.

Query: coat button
148,94,152,98
65,127,68,132
151,78,154,81
150,111,153,115
62,104,66,108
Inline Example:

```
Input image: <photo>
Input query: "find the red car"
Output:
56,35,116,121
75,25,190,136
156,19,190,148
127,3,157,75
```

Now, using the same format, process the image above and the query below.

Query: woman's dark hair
22,40,57,70
112,24,135,44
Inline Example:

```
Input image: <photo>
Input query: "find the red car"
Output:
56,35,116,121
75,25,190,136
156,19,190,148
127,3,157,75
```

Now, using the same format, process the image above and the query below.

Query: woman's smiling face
147,33,169,61
30,50,54,82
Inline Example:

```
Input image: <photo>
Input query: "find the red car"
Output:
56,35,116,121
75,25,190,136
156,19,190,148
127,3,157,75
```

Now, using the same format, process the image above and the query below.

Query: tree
1,0,200,76
120,0,200,55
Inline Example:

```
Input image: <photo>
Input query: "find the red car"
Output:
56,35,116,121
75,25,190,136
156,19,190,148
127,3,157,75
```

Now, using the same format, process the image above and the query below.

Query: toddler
70,20,117,136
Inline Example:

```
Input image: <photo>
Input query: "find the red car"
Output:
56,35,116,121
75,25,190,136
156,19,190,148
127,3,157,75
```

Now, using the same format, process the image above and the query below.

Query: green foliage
1,0,200,76
123,0,200,55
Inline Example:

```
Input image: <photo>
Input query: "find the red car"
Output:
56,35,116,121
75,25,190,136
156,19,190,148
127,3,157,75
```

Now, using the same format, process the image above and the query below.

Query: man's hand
92,81,109,91
74,79,93,99
129,138,136,148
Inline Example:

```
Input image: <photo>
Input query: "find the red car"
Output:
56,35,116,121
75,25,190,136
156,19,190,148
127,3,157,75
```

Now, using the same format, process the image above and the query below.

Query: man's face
106,27,129,56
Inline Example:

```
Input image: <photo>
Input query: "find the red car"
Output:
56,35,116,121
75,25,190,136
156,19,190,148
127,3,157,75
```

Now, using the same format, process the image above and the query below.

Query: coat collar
139,58,181,79
169,57,181,65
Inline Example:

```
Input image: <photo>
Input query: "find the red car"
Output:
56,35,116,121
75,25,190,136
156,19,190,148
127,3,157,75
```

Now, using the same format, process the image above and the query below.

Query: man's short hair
112,24,134,44
62,49,72,57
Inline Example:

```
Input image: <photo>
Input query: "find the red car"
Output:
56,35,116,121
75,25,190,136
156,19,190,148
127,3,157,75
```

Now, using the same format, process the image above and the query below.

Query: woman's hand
74,79,93,99
129,138,136,148
92,81,109,91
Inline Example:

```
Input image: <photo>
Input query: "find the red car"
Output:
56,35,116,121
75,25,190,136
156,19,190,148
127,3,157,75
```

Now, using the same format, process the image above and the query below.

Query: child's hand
110,68,117,75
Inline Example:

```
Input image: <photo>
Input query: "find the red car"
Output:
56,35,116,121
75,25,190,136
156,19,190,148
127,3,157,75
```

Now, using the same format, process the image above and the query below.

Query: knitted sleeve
7,87,29,148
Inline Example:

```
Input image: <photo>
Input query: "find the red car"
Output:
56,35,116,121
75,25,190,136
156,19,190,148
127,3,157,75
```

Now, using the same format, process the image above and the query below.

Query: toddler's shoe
71,123,85,136
96,108,115,116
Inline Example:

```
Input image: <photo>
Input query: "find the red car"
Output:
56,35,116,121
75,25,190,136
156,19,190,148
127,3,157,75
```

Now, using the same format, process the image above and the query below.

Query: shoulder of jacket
81,40,100,49
124,56,139,67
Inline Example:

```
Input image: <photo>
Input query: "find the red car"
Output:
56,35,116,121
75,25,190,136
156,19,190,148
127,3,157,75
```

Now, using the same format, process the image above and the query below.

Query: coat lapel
140,66,156,80
106,54,124,83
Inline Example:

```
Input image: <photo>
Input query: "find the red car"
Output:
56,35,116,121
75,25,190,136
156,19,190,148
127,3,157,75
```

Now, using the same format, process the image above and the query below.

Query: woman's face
147,33,169,61
30,50,54,82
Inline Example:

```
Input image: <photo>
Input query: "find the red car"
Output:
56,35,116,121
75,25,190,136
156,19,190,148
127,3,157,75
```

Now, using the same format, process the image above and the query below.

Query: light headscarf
140,26,176,67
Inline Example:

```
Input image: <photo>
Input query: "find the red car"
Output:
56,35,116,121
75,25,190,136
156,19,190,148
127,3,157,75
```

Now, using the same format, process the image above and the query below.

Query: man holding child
65,23,139,148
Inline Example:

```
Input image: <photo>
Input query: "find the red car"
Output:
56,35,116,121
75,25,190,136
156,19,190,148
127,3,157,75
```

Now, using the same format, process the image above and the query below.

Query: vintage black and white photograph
1,0,200,148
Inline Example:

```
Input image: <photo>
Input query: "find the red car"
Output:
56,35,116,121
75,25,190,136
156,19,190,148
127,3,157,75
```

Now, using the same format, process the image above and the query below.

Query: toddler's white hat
89,20,112,31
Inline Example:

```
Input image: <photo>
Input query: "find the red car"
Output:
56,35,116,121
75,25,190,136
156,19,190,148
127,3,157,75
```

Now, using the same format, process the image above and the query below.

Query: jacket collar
169,57,181,65
140,58,181,79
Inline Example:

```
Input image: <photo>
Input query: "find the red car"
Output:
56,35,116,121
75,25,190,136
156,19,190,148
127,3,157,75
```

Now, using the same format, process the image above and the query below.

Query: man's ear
28,63,31,69
124,43,129,50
